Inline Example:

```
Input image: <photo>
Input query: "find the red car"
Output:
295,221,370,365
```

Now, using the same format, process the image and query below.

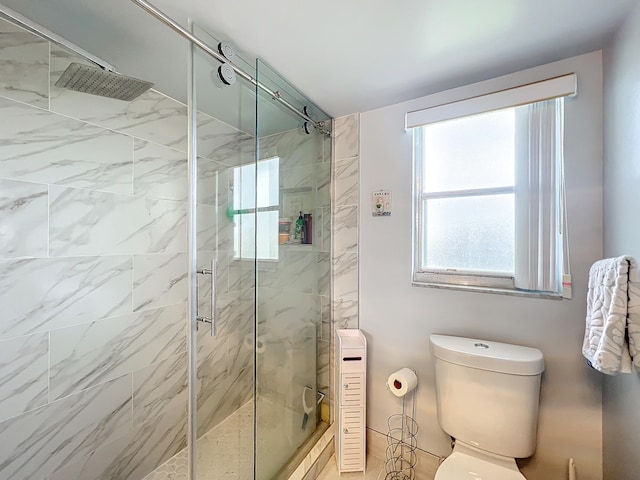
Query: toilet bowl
435,442,526,480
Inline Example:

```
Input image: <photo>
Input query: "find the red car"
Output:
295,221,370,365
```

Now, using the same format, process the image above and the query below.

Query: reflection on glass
234,157,280,260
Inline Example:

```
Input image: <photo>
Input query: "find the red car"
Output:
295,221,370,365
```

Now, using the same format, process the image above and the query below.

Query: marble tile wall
0,17,256,480
330,114,360,423
250,127,332,475
1,15,336,480
0,18,189,480
194,133,256,437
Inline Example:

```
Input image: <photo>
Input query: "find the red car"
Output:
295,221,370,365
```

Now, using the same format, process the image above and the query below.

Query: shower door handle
210,259,217,336
196,259,217,337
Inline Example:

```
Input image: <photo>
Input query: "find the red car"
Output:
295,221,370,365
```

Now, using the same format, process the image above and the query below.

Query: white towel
582,256,634,375
628,259,640,368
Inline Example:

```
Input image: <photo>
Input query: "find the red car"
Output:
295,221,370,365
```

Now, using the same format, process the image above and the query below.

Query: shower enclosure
0,3,332,480
190,22,332,479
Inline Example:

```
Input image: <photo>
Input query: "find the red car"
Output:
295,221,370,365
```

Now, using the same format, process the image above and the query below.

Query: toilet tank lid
430,335,544,376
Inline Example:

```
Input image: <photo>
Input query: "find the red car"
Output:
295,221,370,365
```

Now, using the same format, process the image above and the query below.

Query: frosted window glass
234,211,278,260
256,211,278,259
234,157,279,210
234,163,255,210
234,212,255,259
233,157,279,260
256,157,279,208
423,194,514,273
423,109,515,193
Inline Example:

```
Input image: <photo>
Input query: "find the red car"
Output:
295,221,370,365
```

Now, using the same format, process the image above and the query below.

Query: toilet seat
434,444,526,480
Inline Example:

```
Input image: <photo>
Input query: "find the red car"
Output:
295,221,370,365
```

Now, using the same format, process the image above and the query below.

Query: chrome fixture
0,3,153,101
196,259,217,337
131,0,331,136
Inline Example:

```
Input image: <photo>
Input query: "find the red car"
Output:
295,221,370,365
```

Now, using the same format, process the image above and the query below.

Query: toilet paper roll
387,368,418,397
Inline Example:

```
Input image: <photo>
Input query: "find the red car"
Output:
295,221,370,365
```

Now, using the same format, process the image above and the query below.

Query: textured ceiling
2,0,637,119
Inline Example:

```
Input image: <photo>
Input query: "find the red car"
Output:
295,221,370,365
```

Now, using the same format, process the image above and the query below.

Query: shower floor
144,399,325,480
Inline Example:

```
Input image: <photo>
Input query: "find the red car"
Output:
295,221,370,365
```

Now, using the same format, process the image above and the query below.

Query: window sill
411,280,563,300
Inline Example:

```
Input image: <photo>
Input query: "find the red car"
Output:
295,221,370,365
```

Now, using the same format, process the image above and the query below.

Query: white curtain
514,98,565,292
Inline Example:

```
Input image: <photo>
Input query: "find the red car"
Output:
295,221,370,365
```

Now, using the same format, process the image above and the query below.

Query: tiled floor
316,454,386,480
144,399,325,480
143,402,253,480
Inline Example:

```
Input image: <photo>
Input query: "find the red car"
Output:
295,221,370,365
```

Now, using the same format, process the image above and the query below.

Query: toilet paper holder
385,369,418,480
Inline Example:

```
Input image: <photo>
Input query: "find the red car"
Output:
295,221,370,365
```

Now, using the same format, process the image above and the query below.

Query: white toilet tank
430,335,544,459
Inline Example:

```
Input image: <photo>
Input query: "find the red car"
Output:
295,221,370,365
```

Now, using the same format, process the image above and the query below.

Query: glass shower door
188,24,331,480
191,23,257,480
254,59,332,480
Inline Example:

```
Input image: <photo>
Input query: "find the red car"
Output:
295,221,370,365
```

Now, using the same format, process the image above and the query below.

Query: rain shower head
55,63,154,101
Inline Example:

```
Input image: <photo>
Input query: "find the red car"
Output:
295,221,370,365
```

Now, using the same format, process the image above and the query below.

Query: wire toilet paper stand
385,384,418,479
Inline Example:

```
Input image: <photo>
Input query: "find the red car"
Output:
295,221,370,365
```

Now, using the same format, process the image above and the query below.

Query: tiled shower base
144,401,328,480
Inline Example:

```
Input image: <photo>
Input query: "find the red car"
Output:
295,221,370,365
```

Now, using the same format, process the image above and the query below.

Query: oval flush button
474,343,489,349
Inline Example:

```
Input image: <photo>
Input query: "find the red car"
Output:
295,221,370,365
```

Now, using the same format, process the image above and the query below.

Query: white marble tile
322,123,333,162
197,203,217,251
133,352,188,428
332,298,359,330
317,339,330,394
0,18,48,108
278,250,317,294
216,206,236,252
133,253,188,312
334,205,358,254
0,374,132,480
49,186,187,256
0,179,47,258
281,164,314,190
134,140,187,201
229,259,255,293
332,253,358,301
316,161,332,208
0,332,48,423
49,46,187,151
320,295,331,342
197,366,249,437
49,304,187,400
292,424,335,480
216,292,254,340
50,400,187,480
0,255,132,340
317,252,331,296
197,111,254,165
259,129,323,170
197,156,230,205
322,206,332,252
0,97,134,193
334,156,359,207
257,287,320,345
334,114,359,160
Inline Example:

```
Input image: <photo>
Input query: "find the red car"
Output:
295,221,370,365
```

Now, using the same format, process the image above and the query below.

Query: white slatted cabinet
336,330,367,473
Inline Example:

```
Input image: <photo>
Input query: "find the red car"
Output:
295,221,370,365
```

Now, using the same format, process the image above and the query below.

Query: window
233,157,279,261
409,74,575,295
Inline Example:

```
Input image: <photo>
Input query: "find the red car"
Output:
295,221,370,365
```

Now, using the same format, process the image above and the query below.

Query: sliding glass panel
255,58,332,480
192,23,256,479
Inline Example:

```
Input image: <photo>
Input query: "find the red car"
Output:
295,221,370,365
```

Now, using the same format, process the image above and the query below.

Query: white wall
602,3,640,479
359,51,604,480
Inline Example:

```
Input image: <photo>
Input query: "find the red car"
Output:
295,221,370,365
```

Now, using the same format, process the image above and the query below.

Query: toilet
430,334,545,480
